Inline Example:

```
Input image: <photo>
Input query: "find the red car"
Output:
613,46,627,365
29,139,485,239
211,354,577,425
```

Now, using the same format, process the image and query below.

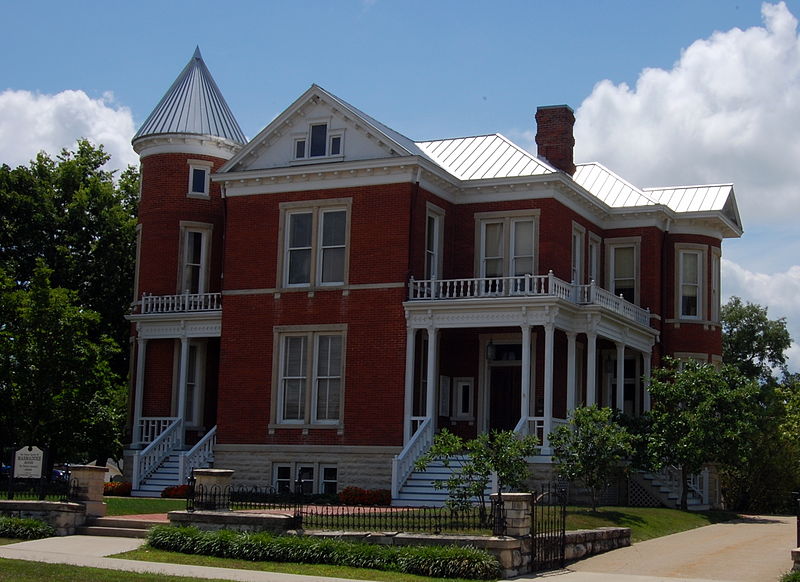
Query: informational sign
13,446,44,479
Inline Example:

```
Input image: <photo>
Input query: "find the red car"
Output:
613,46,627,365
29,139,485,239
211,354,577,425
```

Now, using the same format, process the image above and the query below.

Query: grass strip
0,557,236,581
104,497,185,516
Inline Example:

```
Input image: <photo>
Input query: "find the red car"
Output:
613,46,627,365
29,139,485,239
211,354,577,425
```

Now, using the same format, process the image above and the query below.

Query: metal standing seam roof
416,134,553,180
573,163,658,208
133,47,246,144
643,184,733,212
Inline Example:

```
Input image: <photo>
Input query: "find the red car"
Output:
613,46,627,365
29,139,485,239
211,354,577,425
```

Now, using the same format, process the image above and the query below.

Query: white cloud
0,89,137,175
574,1,800,229
722,259,800,372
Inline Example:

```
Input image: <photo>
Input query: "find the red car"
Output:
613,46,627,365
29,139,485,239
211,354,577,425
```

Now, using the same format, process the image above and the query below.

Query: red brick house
125,49,742,502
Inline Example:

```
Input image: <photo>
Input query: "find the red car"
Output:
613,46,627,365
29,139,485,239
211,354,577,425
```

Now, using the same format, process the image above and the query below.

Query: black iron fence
1,445,77,502
529,483,567,572
187,480,500,534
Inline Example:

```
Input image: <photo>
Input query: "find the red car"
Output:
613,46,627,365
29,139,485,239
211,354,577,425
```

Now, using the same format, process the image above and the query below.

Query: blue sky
2,0,800,371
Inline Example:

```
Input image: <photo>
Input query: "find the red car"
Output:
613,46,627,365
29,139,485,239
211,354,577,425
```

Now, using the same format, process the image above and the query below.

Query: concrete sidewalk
0,515,794,582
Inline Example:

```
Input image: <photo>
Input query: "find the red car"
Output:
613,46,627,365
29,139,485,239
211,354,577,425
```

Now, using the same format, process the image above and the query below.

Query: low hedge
104,481,132,496
148,525,500,579
0,517,56,540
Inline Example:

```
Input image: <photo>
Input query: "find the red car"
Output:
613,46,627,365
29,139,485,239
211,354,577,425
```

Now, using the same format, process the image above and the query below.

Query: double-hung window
275,326,346,426
588,233,601,286
571,224,585,284
606,237,640,304
476,210,539,280
179,222,212,294
677,246,706,319
281,200,350,289
425,205,444,280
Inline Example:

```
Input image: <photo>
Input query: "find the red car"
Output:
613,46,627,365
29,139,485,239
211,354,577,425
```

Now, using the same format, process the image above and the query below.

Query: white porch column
133,337,147,445
403,327,416,443
615,341,625,412
566,332,577,415
520,325,532,425
425,327,439,420
586,332,597,406
643,351,652,411
542,322,555,452
176,336,189,447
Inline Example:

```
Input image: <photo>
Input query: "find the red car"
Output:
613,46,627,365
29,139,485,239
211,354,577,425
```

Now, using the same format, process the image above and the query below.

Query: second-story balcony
140,292,222,315
408,272,651,327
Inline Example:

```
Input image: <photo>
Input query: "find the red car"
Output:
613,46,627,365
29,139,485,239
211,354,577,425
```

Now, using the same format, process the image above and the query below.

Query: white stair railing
178,426,217,484
132,418,182,491
653,465,709,506
137,416,179,445
391,417,434,499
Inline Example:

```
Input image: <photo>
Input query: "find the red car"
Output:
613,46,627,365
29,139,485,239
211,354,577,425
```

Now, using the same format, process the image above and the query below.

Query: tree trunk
680,465,689,511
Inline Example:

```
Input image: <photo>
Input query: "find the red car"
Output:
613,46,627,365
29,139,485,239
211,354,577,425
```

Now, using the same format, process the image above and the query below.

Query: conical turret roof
133,47,246,144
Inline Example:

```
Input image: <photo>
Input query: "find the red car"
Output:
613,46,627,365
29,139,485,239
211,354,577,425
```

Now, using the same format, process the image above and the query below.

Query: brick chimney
535,105,576,175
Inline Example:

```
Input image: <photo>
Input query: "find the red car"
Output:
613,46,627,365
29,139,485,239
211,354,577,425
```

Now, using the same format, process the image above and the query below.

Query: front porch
393,272,658,502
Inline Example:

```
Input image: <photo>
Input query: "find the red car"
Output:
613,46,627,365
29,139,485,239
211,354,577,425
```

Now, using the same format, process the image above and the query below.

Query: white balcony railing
140,292,221,314
409,272,650,327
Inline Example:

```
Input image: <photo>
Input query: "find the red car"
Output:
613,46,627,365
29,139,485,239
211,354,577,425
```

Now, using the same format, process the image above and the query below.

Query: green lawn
0,538,19,546
564,506,737,542
0,558,237,582
104,496,185,516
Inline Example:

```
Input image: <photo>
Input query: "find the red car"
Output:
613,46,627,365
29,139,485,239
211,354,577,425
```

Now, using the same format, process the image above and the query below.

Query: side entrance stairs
394,457,492,507
630,470,710,511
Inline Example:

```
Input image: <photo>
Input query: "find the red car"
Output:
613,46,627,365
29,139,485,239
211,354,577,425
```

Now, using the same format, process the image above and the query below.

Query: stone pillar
492,491,532,537
193,468,234,511
70,465,108,517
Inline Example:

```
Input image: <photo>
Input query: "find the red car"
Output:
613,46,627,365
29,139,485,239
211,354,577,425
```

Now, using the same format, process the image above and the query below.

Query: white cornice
133,133,242,160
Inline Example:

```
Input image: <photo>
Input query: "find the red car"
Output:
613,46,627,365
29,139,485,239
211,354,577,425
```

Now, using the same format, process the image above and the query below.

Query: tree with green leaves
415,429,538,518
549,405,634,511
0,261,125,464
647,358,760,510
721,296,791,383
0,140,138,377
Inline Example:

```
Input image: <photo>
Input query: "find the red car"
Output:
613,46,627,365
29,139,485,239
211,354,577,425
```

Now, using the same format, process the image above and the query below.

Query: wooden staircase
132,454,181,497
631,469,711,511
394,457,492,507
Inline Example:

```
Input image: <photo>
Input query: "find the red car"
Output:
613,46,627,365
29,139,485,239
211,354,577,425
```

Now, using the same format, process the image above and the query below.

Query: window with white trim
476,211,539,278
606,238,640,304
588,233,601,285
274,465,292,493
275,327,345,425
711,249,721,322
179,222,212,294
280,200,350,288
187,160,212,198
175,340,206,427
425,205,444,280
572,224,585,284
320,466,338,495
452,377,474,421
678,249,704,319
293,123,344,160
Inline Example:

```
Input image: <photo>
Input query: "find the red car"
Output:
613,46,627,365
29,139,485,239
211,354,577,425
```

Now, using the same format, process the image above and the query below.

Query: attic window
187,160,212,198
293,123,344,161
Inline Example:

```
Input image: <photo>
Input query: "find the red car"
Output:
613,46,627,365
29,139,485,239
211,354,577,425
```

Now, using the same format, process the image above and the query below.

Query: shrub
0,517,56,540
782,572,800,582
104,481,132,496
337,486,391,506
161,484,191,498
147,525,500,579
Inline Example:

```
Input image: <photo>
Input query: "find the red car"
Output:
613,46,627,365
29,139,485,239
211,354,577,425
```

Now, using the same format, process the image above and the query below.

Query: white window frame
292,122,345,161
571,223,586,285
320,465,338,495
274,464,293,493
711,248,721,323
474,210,540,278
178,221,212,294
425,203,444,280
606,237,640,305
676,245,706,320
588,233,601,286
273,325,347,428
452,377,475,421
187,160,212,199
278,199,351,290
171,339,207,428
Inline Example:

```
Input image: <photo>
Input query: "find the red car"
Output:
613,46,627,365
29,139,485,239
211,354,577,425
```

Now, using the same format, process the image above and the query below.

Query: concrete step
76,525,150,538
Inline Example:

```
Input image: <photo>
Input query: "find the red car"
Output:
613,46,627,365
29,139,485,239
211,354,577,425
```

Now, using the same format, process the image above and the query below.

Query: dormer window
293,123,343,160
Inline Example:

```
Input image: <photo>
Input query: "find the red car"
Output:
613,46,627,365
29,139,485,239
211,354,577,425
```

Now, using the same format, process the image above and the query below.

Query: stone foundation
0,501,86,536
792,547,800,572
213,444,398,491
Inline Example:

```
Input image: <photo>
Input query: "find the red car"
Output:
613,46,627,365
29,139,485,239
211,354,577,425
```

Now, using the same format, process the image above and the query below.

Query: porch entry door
488,365,521,431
